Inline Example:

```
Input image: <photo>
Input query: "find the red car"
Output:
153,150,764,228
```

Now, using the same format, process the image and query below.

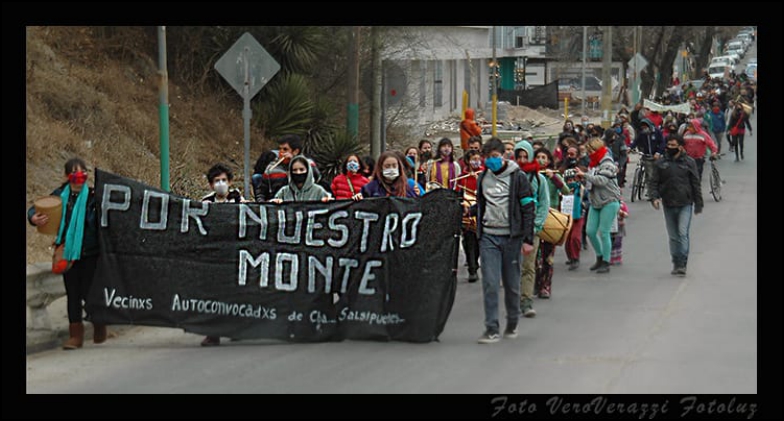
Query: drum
461,190,478,233
538,207,573,246
426,181,443,192
34,195,62,236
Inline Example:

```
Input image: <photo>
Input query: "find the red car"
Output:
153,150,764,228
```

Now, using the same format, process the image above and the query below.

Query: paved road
26,51,759,395
26,112,757,395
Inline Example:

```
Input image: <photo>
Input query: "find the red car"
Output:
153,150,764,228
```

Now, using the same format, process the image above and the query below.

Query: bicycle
630,153,654,203
709,155,723,202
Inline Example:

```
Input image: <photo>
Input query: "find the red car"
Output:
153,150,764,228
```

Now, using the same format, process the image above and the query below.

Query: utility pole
581,26,587,116
491,26,497,137
370,27,381,160
347,26,360,140
600,26,613,129
157,26,170,192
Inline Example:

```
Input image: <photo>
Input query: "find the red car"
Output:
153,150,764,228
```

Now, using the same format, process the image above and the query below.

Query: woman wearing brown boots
28,157,107,349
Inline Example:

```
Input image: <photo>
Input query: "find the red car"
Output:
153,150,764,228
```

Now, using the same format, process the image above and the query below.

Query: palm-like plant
254,73,313,140
309,130,364,187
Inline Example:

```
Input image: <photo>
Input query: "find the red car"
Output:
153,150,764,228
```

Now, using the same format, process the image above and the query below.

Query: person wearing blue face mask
331,154,369,200
465,138,535,344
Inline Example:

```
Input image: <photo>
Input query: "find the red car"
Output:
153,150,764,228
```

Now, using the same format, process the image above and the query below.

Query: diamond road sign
628,53,648,73
215,32,280,99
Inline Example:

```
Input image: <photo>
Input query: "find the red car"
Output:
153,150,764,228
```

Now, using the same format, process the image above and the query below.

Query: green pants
520,234,541,300
586,201,621,263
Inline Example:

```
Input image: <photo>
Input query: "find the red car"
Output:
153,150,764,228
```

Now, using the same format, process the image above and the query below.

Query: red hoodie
682,119,717,160
460,108,483,151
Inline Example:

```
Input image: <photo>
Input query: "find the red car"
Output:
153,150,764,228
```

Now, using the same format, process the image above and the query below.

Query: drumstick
266,155,286,172
449,173,476,183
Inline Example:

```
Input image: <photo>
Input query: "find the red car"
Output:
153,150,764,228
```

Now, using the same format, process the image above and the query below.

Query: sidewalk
26,273,134,354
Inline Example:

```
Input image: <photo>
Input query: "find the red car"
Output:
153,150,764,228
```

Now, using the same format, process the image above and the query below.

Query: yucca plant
254,73,313,139
309,130,364,188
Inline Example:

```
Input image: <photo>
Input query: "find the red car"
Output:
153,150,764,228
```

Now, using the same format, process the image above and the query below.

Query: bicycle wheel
630,166,641,202
710,163,722,202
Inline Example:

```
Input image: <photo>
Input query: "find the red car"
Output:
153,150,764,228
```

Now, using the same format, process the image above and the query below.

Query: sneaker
589,257,604,271
522,306,537,318
477,331,501,344
596,261,611,273
467,272,478,283
565,259,574,265
675,266,687,276
538,290,550,299
568,260,580,271
503,325,518,339
201,336,220,347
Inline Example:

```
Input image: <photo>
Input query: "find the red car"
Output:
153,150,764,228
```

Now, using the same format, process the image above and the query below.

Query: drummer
532,148,571,299
457,149,483,283
424,137,462,191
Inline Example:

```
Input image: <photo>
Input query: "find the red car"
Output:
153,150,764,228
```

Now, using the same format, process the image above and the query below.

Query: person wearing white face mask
358,151,418,198
199,163,245,347
201,163,245,204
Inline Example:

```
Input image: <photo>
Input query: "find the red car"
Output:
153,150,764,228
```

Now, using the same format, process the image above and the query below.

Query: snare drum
538,207,573,246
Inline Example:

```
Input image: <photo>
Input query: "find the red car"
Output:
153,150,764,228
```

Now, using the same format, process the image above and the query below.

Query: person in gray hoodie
271,156,332,203
468,138,536,344
573,138,622,273
513,140,550,317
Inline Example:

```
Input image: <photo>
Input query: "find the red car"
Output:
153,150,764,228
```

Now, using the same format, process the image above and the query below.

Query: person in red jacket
460,108,483,151
457,149,484,282
330,154,369,200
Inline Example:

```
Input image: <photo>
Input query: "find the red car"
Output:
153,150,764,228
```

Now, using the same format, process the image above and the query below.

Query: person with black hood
630,118,665,198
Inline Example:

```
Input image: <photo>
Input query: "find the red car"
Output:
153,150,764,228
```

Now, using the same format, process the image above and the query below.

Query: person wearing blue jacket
707,102,727,155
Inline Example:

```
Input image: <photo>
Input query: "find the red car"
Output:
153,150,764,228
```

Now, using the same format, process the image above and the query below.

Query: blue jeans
663,204,693,267
480,234,523,333
586,201,621,263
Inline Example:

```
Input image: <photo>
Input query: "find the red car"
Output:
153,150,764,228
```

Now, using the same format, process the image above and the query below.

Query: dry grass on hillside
25,26,269,264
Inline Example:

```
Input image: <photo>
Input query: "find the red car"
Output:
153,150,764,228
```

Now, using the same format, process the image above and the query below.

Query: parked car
724,41,745,59
745,64,757,81
708,64,729,80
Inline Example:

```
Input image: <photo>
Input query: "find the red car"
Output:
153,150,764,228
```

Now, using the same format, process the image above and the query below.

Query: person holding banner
201,163,246,203
330,154,369,200
27,157,108,350
271,156,333,203
468,137,535,344
359,151,418,198
200,163,247,346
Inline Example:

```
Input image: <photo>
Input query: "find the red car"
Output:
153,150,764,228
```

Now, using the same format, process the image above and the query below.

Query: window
433,61,443,108
516,36,524,48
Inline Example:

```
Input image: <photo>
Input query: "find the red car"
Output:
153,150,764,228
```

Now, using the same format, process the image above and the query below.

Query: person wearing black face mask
270,156,333,203
648,135,703,277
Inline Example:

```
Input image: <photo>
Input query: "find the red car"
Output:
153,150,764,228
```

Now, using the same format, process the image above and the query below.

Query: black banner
87,170,462,343
498,81,559,109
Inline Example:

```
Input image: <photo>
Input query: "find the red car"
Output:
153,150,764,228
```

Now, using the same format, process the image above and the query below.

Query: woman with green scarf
28,157,106,350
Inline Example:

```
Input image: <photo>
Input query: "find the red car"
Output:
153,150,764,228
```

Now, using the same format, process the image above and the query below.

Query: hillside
25,26,269,264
